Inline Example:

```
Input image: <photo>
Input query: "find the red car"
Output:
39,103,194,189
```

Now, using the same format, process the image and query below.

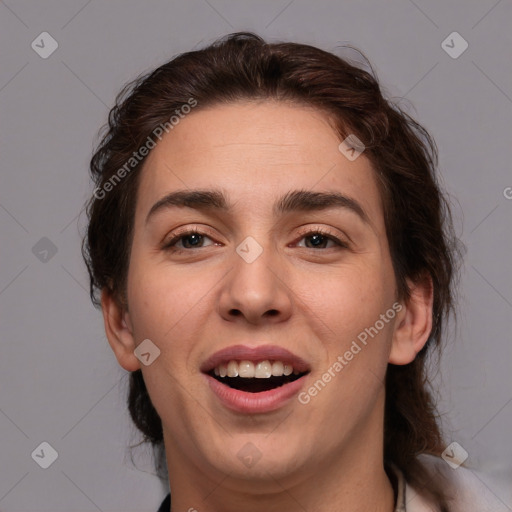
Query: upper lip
200,344,311,374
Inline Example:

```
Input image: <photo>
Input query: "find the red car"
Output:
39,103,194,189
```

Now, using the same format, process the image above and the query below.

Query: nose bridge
218,233,292,324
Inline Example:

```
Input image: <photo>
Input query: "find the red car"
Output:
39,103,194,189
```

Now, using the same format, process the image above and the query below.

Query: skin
102,100,433,512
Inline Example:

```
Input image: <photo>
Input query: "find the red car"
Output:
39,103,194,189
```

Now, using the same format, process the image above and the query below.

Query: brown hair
82,32,461,507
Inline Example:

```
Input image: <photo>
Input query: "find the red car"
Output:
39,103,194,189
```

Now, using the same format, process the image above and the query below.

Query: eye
161,226,349,253
294,228,349,250
161,228,217,252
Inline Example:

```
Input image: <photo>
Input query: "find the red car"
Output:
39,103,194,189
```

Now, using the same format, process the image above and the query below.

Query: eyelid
293,225,350,248
160,224,216,248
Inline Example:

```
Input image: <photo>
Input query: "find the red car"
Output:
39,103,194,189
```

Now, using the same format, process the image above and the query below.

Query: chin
206,435,306,480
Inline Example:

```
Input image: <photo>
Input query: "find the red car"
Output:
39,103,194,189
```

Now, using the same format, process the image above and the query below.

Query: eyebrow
145,188,371,226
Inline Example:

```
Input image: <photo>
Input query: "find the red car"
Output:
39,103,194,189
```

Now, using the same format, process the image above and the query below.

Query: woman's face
111,100,407,487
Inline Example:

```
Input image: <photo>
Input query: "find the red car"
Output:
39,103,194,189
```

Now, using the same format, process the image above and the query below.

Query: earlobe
101,288,141,372
389,275,434,365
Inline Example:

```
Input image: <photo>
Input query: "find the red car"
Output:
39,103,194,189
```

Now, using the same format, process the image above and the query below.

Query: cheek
298,262,393,336
125,255,215,353
302,274,396,409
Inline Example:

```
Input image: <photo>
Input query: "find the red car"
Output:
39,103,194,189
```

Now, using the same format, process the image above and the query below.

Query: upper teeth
213,360,300,378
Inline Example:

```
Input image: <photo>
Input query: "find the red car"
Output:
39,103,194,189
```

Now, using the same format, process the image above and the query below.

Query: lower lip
203,373,307,413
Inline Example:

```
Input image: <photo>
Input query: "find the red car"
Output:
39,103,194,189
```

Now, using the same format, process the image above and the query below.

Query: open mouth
200,347,312,412
207,370,308,393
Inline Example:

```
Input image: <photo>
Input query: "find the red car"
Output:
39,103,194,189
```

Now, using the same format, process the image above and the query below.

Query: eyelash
161,226,349,253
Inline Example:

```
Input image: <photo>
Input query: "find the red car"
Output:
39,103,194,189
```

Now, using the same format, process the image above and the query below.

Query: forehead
136,100,383,224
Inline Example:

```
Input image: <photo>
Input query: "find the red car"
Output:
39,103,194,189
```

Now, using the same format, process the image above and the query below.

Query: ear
389,275,434,365
101,288,141,372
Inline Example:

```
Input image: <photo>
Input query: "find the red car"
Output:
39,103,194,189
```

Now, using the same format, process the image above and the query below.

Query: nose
217,244,293,326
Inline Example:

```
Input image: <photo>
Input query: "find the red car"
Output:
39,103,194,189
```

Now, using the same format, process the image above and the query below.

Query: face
107,100,411,489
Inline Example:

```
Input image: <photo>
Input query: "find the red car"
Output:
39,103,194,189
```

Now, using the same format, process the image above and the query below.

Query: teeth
227,360,239,377
255,361,272,378
213,360,302,378
271,361,284,376
238,361,255,378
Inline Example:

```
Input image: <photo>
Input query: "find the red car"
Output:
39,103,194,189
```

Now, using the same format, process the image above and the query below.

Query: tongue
224,376,293,393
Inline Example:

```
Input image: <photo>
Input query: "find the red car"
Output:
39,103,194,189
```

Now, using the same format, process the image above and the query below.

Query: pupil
185,234,201,247
309,234,323,247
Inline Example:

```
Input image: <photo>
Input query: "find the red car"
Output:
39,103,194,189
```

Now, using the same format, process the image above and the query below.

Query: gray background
1,0,511,510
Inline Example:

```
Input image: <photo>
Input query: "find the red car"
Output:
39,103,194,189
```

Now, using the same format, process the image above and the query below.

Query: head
83,32,460,505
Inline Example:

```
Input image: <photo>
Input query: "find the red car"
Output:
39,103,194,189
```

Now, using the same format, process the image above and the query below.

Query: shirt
395,454,510,512
156,455,510,511
157,493,170,512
